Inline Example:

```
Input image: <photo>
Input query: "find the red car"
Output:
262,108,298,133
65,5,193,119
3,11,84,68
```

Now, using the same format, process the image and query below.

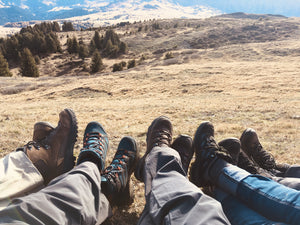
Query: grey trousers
138,146,230,225
0,161,111,225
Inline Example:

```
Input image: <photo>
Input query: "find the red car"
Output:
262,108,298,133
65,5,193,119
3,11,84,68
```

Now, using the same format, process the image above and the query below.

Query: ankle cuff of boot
77,150,104,171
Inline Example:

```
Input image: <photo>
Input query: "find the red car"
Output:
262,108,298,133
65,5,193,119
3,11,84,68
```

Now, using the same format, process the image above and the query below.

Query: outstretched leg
135,116,230,224
190,121,300,225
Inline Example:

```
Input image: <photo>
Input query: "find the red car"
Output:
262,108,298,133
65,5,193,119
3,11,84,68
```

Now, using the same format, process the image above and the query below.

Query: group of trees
90,29,128,58
0,21,62,77
66,29,128,73
0,21,130,77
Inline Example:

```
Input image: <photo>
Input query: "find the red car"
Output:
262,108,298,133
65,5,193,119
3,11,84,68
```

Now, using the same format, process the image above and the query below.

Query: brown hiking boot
134,116,173,182
20,109,78,184
240,128,276,171
171,134,193,174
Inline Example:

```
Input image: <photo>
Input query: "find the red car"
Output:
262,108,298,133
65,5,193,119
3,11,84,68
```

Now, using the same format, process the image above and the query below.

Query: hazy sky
175,0,300,17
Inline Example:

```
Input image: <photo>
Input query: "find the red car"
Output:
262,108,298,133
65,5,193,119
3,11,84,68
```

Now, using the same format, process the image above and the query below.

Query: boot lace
103,149,131,190
202,136,233,163
16,140,50,152
82,132,106,157
252,144,275,170
151,130,172,147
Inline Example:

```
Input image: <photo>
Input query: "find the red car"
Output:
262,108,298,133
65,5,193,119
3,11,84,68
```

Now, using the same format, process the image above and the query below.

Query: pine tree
71,36,79,54
0,52,12,77
90,50,103,73
89,40,96,55
62,22,75,31
119,42,128,54
67,38,73,54
78,44,89,60
93,31,102,50
20,48,39,77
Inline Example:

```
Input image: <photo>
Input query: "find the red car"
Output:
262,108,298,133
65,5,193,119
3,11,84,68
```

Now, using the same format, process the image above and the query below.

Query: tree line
0,21,128,77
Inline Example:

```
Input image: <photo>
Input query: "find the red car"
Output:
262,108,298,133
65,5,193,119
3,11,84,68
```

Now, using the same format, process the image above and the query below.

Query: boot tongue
33,122,55,142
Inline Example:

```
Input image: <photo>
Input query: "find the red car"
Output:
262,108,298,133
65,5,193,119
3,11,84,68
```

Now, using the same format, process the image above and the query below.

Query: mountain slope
0,0,221,26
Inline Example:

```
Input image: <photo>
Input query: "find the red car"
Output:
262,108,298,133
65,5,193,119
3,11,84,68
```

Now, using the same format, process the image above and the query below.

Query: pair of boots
133,116,286,189
133,117,234,187
18,109,138,206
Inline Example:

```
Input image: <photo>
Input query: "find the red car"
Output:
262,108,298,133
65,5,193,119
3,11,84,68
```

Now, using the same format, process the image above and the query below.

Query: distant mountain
0,0,221,26
216,12,287,20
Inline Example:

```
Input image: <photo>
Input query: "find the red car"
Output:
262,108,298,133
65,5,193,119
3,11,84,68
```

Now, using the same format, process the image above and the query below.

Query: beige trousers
0,151,44,210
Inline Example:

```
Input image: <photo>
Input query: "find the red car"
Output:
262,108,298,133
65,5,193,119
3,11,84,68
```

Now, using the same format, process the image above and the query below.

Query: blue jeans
215,189,287,225
216,164,300,225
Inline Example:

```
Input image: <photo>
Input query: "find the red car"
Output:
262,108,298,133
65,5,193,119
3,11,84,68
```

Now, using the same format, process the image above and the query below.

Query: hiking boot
240,128,276,170
135,116,173,182
275,163,290,173
237,151,260,174
189,122,233,187
171,134,193,174
218,138,241,165
33,122,55,142
101,136,139,206
77,122,109,172
21,109,78,184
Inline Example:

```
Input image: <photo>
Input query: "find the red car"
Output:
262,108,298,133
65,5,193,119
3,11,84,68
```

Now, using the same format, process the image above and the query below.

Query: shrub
165,52,174,60
112,62,125,72
127,59,136,69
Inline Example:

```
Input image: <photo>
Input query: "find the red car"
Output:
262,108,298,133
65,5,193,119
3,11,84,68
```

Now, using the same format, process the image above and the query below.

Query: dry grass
0,16,299,224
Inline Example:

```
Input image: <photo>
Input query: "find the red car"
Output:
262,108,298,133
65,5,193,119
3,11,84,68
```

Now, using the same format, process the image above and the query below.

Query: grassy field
0,15,299,224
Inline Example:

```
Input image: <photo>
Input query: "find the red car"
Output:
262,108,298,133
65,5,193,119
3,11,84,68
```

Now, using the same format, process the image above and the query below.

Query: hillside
0,15,299,224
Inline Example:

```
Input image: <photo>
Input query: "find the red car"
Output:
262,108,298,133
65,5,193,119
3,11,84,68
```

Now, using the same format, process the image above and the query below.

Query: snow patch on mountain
67,0,221,27
49,6,72,12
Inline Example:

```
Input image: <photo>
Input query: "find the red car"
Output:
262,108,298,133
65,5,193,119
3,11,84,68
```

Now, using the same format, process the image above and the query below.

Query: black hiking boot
77,122,109,172
171,134,193,174
189,122,233,187
237,151,260,174
240,128,276,171
101,136,139,206
134,116,173,182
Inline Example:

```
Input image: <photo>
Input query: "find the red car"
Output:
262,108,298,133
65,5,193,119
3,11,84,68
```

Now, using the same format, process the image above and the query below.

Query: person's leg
0,161,111,225
0,121,138,225
219,138,300,191
0,151,44,210
190,122,300,225
135,117,230,225
0,109,78,210
284,165,300,178
214,189,287,225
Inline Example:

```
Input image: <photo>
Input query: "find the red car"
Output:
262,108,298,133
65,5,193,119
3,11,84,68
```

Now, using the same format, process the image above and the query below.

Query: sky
175,0,300,17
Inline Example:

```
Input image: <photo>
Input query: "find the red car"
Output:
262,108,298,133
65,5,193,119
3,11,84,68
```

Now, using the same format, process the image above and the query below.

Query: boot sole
63,108,78,173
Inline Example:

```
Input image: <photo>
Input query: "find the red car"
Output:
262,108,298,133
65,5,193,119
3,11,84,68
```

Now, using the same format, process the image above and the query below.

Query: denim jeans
217,164,300,225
